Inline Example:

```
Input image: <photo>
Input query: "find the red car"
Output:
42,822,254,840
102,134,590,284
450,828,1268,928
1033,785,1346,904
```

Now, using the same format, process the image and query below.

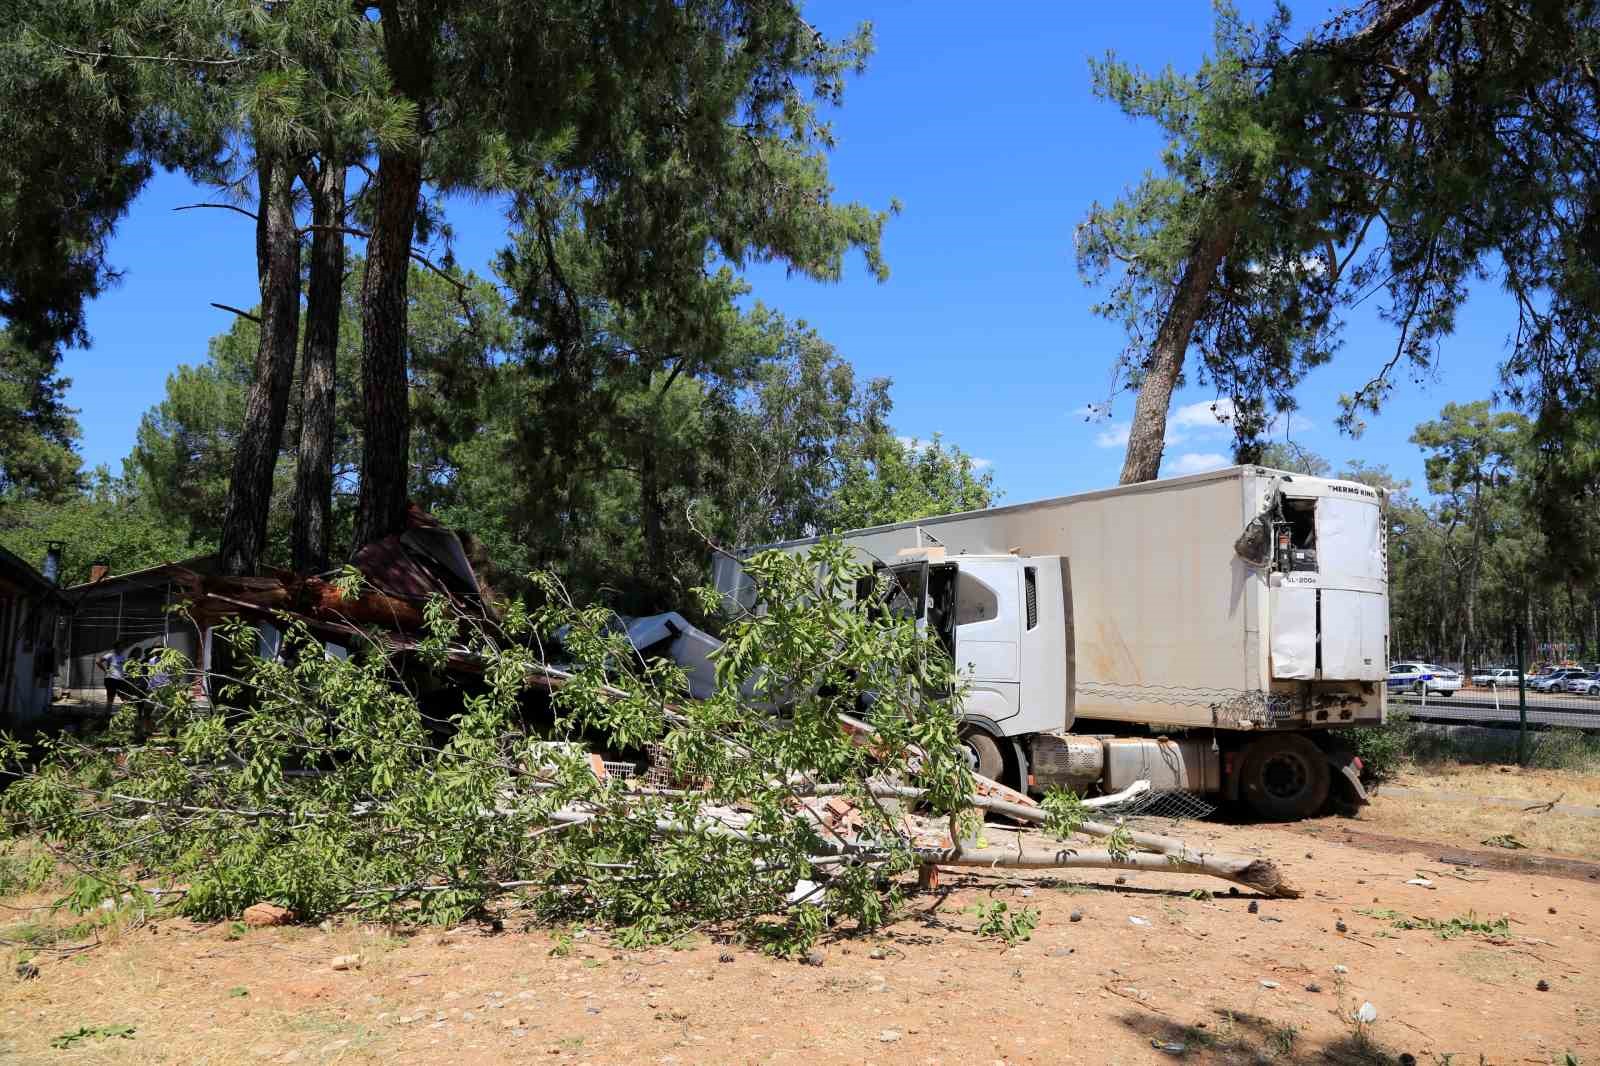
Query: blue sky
67,1,1519,506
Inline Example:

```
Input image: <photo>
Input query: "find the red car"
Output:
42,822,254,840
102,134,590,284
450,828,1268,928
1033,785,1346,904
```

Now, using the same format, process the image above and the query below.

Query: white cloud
1093,423,1130,449
1087,399,1315,454
1170,452,1231,475
970,458,993,471
1243,253,1327,279
1094,400,1234,449
1170,398,1237,431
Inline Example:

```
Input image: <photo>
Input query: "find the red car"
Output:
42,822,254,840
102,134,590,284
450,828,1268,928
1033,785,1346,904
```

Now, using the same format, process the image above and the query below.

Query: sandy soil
3,811,1596,1066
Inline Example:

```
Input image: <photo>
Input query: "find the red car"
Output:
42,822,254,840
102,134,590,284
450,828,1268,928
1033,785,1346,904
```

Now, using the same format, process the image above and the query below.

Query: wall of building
65,581,201,695
0,571,61,728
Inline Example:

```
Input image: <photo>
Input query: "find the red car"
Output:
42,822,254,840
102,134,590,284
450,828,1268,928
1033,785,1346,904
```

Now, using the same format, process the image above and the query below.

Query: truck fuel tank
1101,737,1221,794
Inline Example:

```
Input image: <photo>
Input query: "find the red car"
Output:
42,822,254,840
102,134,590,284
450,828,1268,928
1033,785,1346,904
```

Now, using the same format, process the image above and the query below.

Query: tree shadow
1115,1007,1407,1065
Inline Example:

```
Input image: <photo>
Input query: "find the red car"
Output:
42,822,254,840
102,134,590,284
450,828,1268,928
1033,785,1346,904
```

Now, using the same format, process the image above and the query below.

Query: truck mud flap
1327,751,1371,807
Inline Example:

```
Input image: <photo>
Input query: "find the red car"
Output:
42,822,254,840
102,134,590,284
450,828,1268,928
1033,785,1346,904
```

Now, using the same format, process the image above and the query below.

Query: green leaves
3,539,972,954
49,1024,136,1049
830,432,997,532
1041,786,1090,840
1086,0,1600,487
970,897,1039,946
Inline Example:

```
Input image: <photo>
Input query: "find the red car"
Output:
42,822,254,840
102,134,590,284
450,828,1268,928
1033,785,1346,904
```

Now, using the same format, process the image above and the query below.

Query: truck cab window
955,572,999,626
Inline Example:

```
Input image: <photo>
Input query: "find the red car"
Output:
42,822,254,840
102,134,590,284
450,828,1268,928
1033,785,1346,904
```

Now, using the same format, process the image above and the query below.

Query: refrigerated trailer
713,465,1388,819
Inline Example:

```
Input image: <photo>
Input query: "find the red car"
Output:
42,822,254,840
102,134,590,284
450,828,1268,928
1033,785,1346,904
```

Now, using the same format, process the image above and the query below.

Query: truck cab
866,552,1072,779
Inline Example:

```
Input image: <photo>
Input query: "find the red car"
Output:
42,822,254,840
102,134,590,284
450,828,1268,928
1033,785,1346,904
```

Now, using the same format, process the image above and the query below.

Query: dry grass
1392,762,1600,806
1355,792,1600,858
1345,721,1600,857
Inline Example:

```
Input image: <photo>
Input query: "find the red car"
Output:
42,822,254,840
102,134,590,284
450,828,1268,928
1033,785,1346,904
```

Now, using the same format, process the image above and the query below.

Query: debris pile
5,529,1299,950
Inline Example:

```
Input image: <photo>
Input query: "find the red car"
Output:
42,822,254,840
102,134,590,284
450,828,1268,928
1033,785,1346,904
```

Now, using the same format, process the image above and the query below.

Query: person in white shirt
97,643,131,708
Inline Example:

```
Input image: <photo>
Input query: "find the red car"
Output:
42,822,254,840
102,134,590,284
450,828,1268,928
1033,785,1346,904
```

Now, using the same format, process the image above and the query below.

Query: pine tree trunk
351,0,437,554
640,441,665,596
293,158,346,573
352,146,422,552
1118,206,1244,485
1527,597,1537,666
219,156,301,577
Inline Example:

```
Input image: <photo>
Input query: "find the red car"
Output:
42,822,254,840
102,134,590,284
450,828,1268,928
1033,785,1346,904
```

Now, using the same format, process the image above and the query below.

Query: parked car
1420,664,1462,695
1530,668,1583,693
1471,667,1522,687
1387,662,1460,696
1563,672,1598,695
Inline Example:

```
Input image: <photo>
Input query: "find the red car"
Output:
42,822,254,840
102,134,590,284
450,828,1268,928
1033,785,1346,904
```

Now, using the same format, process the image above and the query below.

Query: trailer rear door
1268,491,1386,681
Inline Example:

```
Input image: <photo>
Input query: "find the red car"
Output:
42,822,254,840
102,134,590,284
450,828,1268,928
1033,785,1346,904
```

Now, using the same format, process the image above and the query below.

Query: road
1390,687,1600,730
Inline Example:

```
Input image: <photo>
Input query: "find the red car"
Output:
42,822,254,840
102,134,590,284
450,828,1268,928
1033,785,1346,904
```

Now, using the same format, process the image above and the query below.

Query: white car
1387,662,1460,696
1562,673,1598,695
1531,669,1582,693
1471,668,1521,687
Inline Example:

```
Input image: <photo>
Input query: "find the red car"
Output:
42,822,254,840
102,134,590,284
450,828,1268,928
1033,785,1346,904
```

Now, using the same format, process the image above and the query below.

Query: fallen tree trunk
924,843,1300,899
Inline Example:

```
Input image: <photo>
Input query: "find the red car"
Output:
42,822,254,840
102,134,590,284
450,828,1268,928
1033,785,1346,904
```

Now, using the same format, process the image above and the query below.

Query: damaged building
0,542,66,729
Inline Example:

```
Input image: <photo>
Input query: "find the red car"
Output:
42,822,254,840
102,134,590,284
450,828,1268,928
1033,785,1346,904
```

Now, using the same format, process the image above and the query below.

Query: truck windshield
885,565,926,621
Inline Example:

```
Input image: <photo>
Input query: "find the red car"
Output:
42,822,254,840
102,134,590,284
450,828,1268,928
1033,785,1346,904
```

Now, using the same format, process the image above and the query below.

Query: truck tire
1239,734,1331,821
961,728,1006,783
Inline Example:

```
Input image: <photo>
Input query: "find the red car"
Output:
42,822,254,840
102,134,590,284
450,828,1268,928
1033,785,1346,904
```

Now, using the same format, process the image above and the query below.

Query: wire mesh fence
1095,787,1217,823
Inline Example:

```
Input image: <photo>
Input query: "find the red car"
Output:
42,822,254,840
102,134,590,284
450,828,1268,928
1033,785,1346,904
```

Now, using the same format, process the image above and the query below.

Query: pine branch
210,303,261,323
175,203,259,223
55,42,245,67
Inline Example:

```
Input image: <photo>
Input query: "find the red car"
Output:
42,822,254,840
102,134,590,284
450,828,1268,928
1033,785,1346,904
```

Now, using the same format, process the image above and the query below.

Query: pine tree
0,329,81,502
1078,0,1597,487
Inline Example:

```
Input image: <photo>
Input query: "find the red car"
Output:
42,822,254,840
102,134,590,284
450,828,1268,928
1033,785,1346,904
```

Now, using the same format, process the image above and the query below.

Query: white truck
714,465,1388,819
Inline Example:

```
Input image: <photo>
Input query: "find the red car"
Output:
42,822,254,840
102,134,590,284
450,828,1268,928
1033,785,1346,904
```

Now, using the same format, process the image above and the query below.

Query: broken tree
1,539,1294,957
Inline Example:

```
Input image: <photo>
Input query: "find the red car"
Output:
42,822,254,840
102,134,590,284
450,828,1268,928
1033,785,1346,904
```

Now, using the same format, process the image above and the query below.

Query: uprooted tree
0,541,1294,954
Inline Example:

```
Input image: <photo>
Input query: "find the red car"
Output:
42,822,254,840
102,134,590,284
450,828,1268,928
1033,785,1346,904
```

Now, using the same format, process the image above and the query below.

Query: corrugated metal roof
66,555,219,599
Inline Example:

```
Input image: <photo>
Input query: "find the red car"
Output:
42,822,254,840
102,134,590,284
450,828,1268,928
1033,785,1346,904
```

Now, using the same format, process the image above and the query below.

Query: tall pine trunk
1118,205,1243,485
640,441,665,594
293,157,346,573
351,0,437,553
352,146,421,551
219,156,301,576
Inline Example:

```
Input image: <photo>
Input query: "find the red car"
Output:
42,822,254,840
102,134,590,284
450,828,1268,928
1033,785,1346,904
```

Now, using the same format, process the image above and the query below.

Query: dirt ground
4,800,1598,1066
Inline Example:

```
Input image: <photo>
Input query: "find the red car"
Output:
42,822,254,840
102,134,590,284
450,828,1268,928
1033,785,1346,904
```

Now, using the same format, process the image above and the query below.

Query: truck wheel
1239,735,1331,821
961,728,1006,783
